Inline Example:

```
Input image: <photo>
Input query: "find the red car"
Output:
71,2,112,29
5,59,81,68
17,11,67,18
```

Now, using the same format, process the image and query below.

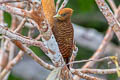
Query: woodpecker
52,8,74,67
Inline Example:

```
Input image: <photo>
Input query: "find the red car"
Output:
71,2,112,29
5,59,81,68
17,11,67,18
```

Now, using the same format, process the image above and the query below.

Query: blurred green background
3,0,120,80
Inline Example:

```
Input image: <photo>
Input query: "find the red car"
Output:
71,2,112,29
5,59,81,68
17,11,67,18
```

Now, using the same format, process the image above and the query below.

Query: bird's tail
65,58,69,69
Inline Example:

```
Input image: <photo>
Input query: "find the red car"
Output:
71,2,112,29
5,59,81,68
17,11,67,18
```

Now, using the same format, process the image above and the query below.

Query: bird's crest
53,8,73,21
58,8,73,16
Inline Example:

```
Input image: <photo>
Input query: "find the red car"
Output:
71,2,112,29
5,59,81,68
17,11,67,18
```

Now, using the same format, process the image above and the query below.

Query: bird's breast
52,20,74,58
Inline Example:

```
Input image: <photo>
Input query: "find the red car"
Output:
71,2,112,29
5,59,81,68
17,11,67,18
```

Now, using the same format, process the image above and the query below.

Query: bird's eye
61,13,66,16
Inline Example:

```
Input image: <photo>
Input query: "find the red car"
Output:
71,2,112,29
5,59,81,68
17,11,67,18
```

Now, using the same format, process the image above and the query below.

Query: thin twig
35,34,43,40
14,18,27,33
0,25,48,53
71,69,104,80
12,40,55,70
0,51,24,80
56,0,61,11
0,40,55,79
95,0,120,40
72,68,117,74
58,0,69,11
69,45,78,68
82,0,120,69
0,3,30,18
68,56,110,66
107,0,117,13
82,27,113,68
0,0,28,4
0,7,4,73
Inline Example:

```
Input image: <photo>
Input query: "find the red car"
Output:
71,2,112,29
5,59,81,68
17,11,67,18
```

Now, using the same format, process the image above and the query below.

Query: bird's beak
53,14,61,18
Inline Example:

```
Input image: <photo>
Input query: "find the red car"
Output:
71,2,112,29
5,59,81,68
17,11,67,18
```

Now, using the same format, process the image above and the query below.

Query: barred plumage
52,8,74,65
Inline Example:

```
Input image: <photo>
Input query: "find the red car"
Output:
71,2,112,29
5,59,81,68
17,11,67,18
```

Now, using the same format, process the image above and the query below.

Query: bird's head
53,8,73,21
